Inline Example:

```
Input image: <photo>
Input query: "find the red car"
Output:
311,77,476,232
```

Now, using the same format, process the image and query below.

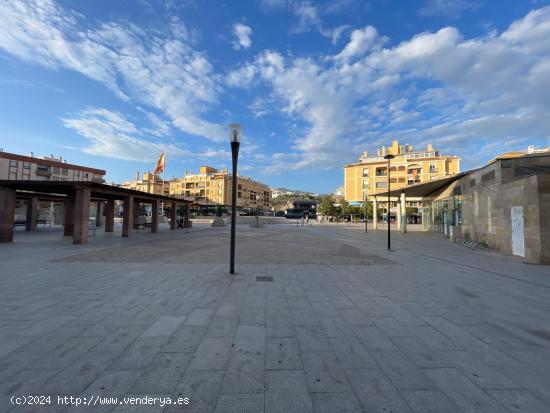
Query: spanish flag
154,152,165,174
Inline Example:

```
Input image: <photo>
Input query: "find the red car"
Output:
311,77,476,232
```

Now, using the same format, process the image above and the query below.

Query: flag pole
161,154,165,220
162,155,166,220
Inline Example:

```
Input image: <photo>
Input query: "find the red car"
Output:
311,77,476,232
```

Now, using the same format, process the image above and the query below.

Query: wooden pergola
0,180,192,244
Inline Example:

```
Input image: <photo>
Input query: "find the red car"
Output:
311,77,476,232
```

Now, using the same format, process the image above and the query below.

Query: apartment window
23,162,31,169
470,178,476,187
53,167,60,174
429,163,437,173
362,168,369,176
238,192,242,198
62,168,68,175
375,168,387,176
362,180,369,189
9,159,18,179
502,159,512,168
376,182,387,188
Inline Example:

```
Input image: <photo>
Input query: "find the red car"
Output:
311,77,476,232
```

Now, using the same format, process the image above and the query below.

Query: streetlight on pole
229,123,242,274
364,194,368,233
384,153,395,250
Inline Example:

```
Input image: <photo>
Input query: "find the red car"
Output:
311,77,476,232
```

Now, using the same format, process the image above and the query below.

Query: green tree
364,202,373,219
340,200,351,217
319,195,336,216
349,206,362,221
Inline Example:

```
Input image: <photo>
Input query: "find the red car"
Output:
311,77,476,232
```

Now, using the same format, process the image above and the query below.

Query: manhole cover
256,276,273,282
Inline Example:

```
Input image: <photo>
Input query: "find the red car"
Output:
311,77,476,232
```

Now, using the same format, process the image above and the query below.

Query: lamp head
384,154,395,160
229,123,242,143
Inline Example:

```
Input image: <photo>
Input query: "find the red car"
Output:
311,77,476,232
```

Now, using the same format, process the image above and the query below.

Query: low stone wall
229,216,287,225
192,216,288,225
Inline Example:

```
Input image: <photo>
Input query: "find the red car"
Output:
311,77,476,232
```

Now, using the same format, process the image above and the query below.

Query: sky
1,0,550,194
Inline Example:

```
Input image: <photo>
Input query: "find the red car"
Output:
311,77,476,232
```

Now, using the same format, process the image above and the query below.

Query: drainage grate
256,276,273,282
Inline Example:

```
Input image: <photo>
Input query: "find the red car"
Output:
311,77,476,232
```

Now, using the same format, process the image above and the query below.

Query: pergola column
73,188,91,245
64,197,74,236
184,204,191,228
396,198,402,231
95,201,104,227
122,195,134,237
133,201,140,230
401,192,407,233
0,188,16,243
170,202,177,230
105,199,115,232
26,197,38,231
151,200,159,233
373,198,378,230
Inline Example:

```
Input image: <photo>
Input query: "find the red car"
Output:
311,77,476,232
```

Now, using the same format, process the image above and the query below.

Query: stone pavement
1,223,550,412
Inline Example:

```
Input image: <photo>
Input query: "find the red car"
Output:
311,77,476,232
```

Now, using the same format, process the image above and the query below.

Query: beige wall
345,156,460,202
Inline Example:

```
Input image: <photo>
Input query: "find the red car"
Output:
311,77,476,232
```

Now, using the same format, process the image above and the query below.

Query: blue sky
1,0,550,194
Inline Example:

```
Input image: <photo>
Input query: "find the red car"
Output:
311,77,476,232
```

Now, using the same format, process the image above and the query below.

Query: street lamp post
384,154,395,250
364,194,368,233
229,123,242,274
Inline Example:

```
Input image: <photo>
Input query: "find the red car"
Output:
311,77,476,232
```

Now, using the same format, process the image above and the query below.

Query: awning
373,171,473,199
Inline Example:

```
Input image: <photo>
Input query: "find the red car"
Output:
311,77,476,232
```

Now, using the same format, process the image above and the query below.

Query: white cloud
288,1,351,44
225,63,258,87
227,5,550,171
232,23,253,50
62,108,188,162
0,0,225,142
335,26,388,61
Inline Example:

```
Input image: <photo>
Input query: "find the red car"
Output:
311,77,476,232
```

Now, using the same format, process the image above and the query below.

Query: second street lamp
229,123,242,274
384,153,395,250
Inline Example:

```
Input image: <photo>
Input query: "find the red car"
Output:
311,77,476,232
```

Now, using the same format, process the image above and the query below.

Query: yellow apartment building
344,140,460,202
169,166,271,209
121,172,168,196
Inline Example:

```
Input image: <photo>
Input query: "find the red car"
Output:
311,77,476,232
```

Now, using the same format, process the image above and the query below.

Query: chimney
136,171,140,180
527,145,535,154
427,144,433,152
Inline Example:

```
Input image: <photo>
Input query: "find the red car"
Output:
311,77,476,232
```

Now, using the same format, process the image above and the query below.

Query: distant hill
271,187,316,197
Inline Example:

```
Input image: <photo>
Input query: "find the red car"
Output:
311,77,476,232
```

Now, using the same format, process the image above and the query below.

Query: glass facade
423,195,463,236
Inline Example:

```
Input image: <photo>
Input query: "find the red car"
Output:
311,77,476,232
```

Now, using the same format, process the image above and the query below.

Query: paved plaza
2,223,550,413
